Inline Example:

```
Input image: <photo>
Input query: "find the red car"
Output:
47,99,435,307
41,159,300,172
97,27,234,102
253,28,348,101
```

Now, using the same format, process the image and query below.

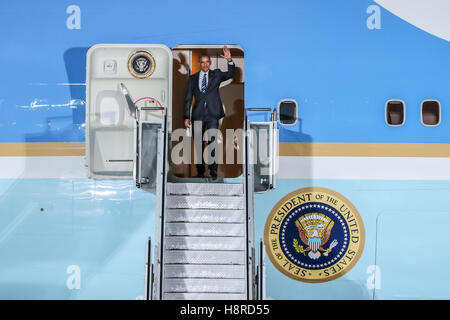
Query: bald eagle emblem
294,213,338,260
135,57,149,73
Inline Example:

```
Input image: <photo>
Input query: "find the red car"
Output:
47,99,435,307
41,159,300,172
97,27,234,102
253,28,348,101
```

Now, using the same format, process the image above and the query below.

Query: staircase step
165,209,245,223
166,195,245,210
164,293,246,300
164,278,246,293
164,250,245,265
165,236,246,251
164,264,246,279
167,183,243,196
165,223,245,237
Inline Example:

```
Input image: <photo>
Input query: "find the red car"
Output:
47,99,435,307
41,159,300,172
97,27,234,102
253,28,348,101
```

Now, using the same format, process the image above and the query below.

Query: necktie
201,73,207,93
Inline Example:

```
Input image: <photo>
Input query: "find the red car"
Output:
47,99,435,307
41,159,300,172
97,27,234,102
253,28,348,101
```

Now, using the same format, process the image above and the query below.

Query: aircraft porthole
421,100,441,126
278,99,298,126
385,100,405,126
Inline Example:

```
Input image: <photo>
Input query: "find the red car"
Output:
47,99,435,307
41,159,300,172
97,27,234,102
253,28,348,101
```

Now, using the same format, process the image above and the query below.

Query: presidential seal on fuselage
128,50,156,78
264,187,365,283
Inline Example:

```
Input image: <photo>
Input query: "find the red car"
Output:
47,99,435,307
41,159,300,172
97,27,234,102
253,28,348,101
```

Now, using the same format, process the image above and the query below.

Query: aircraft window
421,100,440,126
278,99,298,125
385,100,405,126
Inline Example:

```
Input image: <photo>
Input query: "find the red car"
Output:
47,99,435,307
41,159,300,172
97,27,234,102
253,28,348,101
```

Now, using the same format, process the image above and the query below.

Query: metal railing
244,112,255,299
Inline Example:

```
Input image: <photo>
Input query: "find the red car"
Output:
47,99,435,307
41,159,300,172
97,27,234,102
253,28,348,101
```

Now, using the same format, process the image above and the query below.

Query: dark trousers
192,119,219,176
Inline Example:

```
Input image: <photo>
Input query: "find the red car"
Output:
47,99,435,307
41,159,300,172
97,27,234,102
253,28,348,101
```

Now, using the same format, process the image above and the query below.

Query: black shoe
210,171,218,180
196,172,204,178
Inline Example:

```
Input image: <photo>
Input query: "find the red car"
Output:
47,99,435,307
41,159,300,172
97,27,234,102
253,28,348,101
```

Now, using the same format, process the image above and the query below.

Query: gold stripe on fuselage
0,142,449,157
279,143,450,157
0,143,85,156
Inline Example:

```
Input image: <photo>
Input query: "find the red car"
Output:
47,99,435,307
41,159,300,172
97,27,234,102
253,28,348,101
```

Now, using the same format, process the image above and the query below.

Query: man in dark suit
184,46,235,179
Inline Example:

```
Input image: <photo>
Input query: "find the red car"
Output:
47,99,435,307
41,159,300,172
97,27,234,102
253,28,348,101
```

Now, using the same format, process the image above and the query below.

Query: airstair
85,44,277,300
160,182,248,299
143,110,276,300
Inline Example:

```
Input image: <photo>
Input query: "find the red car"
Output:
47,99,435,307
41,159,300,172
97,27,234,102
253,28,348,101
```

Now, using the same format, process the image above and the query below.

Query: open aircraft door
85,44,172,190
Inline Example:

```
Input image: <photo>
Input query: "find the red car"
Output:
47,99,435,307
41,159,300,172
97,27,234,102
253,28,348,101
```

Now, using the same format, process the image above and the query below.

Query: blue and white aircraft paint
0,0,450,299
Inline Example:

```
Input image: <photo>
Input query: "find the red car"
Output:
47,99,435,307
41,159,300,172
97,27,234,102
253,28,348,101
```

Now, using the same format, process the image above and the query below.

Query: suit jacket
184,62,235,121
